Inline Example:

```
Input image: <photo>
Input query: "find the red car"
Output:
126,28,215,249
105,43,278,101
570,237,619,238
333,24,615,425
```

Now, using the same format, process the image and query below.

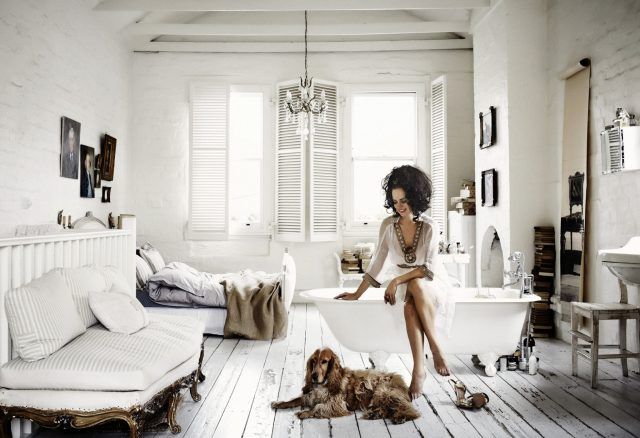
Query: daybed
135,245,296,338
0,230,205,438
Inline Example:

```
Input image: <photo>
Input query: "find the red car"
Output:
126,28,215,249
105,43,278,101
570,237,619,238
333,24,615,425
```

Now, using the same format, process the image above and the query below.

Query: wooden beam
96,0,489,12
126,21,469,36
133,39,473,53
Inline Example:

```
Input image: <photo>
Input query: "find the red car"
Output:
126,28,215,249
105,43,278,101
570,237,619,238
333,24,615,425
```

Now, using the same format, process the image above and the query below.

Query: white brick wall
0,0,131,236
130,50,473,291
547,0,640,346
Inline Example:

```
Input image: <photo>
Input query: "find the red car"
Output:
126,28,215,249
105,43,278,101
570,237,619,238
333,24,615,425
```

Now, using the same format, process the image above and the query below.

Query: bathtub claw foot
477,353,498,377
368,351,390,370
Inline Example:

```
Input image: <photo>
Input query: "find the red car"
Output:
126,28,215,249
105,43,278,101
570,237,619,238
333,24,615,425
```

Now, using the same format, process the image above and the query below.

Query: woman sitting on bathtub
335,165,453,400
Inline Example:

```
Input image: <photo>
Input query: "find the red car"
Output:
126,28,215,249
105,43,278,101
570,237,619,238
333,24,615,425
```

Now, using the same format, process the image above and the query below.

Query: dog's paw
271,401,281,409
296,411,311,420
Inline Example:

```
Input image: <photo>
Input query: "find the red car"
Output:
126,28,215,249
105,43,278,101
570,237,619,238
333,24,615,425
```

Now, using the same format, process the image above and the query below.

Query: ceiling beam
133,39,473,53
125,21,469,36
96,0,489,12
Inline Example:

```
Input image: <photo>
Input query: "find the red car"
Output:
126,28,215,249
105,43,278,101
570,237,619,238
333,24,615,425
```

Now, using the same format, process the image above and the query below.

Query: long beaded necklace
394,219,423,264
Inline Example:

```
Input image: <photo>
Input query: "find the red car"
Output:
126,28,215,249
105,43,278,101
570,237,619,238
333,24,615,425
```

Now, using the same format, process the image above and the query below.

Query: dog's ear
326,349,343,395
303,349,319,394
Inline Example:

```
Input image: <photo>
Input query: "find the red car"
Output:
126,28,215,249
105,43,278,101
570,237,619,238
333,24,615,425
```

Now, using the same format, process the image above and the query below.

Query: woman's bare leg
404,297,426,400
407,279,450,376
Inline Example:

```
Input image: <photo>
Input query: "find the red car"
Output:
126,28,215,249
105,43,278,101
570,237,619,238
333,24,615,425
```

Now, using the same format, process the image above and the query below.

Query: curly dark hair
382,165,432,219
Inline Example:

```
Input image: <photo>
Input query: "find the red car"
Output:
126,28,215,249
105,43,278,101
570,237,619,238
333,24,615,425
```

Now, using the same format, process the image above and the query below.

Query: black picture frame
60,117,81,179
479,106,496,148
101,186,111,203
79,145,95,198
481,169,498,206
101,134,116,181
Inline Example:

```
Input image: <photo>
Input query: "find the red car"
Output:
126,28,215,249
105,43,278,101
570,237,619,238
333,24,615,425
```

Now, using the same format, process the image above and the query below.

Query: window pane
229,159,261,224
353,159,414,223
229,92,263,160
352,93,417,158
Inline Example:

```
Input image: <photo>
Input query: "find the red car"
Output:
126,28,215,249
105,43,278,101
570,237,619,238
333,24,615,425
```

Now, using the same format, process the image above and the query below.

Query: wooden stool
570,280,640,388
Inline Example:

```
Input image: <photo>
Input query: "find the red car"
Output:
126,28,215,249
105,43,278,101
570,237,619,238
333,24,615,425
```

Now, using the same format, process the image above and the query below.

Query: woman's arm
335,220,391,300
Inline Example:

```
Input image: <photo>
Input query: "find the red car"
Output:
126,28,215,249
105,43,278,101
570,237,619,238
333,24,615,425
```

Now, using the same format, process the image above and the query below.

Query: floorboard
31,304,640,438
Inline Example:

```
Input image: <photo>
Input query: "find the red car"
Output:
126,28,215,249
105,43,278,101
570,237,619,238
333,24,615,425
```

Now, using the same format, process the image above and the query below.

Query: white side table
440,253,471,287
334,253,364,287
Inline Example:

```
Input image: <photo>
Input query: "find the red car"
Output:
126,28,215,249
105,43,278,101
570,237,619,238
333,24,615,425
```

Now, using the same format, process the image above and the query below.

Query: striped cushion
56,267,109,328
5,271,86,362
56,266,130,328
0,314,204,391
135,255,153,289
89,288,149,334
139,243,166,274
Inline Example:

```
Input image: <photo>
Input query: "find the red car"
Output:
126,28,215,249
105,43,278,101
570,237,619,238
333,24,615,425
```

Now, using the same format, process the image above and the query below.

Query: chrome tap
503,251,534,298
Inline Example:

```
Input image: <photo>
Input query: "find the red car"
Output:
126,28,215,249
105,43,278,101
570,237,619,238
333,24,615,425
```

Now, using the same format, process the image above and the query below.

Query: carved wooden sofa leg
190,341,206,402
0,411,12,438
166,391,182,434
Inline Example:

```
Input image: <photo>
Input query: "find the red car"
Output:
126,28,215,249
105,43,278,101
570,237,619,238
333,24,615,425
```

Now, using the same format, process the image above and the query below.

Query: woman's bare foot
409,370,426,400
432,351,450,376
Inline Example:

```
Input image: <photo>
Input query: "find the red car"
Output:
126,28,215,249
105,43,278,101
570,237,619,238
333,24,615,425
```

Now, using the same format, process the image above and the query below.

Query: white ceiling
93,0,490,53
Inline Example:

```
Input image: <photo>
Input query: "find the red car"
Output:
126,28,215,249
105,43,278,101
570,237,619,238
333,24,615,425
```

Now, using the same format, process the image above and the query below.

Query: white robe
365,215,454,338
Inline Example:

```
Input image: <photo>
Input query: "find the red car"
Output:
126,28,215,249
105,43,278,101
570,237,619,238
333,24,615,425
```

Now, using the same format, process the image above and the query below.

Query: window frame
187,83,273,241
341,83,428,237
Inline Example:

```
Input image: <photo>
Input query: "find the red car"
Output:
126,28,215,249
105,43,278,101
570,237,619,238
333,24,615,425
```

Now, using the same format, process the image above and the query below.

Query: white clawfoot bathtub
300,287,540,376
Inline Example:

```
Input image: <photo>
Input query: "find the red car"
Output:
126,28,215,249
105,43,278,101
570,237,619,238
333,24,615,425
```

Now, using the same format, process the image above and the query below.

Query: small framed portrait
101,186,111,203
101,134,117,181
80,145,95,198
60,117,81,179
479,106,496,149
481,168,498,207
94,154,102,189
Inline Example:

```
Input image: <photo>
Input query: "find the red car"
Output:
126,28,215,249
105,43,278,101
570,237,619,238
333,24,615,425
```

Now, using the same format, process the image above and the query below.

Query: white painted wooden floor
34,304,640,437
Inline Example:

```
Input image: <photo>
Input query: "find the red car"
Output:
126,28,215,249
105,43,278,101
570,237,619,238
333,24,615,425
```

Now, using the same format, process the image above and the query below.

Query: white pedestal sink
598,237,640,286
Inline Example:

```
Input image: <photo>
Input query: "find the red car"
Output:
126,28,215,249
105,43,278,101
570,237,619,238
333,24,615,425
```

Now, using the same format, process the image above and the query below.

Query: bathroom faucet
503,251,534,298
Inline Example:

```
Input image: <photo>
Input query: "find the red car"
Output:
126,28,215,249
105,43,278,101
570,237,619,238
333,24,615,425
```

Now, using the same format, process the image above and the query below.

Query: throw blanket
147,262,226,308
222,270,287,340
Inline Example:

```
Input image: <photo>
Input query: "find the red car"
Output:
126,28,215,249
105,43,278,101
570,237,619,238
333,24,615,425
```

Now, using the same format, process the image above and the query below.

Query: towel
222,270,287,340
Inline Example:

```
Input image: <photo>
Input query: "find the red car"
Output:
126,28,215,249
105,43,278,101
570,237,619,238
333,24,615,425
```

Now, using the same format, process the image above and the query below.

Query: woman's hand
334,291,360,300
384,279,399,305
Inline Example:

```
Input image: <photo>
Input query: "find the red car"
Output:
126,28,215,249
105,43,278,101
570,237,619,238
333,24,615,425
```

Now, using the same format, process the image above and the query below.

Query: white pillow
56,266,110,328
139,243,166,274
6,270,86,362
135,255,154,289
89,288,149,334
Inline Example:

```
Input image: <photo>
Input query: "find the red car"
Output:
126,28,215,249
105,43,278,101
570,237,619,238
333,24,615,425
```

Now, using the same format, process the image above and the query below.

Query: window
344,84,426,235
228,88,264,233
188,84,272,240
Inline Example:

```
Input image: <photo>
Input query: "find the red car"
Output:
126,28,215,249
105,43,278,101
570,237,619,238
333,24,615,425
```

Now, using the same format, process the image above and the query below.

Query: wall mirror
559,64,590,315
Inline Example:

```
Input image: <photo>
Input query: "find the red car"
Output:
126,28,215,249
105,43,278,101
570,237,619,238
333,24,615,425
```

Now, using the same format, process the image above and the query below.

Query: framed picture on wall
101,186,111,203
479,106,496,148
101,134,116,181
60,117,81,179
481,168,498,206
94,154,102,188
79,145,95,198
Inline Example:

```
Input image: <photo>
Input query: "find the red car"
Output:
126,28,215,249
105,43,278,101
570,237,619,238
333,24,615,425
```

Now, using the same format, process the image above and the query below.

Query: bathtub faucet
503,252,534,298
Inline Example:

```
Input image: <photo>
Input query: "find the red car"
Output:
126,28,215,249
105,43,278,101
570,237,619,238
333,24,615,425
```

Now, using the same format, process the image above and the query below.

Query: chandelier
285,10,327,141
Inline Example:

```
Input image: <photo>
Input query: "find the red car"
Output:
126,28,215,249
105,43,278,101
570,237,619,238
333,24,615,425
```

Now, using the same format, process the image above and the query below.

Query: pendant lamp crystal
285,10,327,141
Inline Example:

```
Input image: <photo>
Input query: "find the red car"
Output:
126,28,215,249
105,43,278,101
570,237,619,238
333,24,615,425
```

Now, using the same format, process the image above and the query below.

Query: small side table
334,253,364,287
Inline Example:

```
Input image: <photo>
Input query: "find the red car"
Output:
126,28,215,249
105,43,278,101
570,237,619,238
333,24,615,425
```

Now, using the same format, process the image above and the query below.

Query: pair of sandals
448,379,489,409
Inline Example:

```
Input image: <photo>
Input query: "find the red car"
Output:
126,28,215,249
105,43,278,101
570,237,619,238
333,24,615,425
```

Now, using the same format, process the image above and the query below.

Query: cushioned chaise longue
0,266,206,438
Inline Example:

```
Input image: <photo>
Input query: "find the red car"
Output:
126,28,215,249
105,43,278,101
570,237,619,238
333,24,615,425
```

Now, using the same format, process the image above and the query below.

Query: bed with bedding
135,244,296,338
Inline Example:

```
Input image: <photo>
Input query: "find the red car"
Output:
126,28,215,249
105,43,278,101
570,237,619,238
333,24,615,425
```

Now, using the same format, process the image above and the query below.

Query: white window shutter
309,80,339,242
430,76,446,236
275,81,306,242
188,83,229,239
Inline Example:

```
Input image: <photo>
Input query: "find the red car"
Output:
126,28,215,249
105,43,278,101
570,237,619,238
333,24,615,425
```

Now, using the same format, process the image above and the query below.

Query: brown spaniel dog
271,347,419,424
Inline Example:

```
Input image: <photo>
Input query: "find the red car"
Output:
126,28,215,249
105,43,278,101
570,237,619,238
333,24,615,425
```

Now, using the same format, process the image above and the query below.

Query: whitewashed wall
547,0,640,345
131,50,473,292
472,0,552,284
0,0,132,236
